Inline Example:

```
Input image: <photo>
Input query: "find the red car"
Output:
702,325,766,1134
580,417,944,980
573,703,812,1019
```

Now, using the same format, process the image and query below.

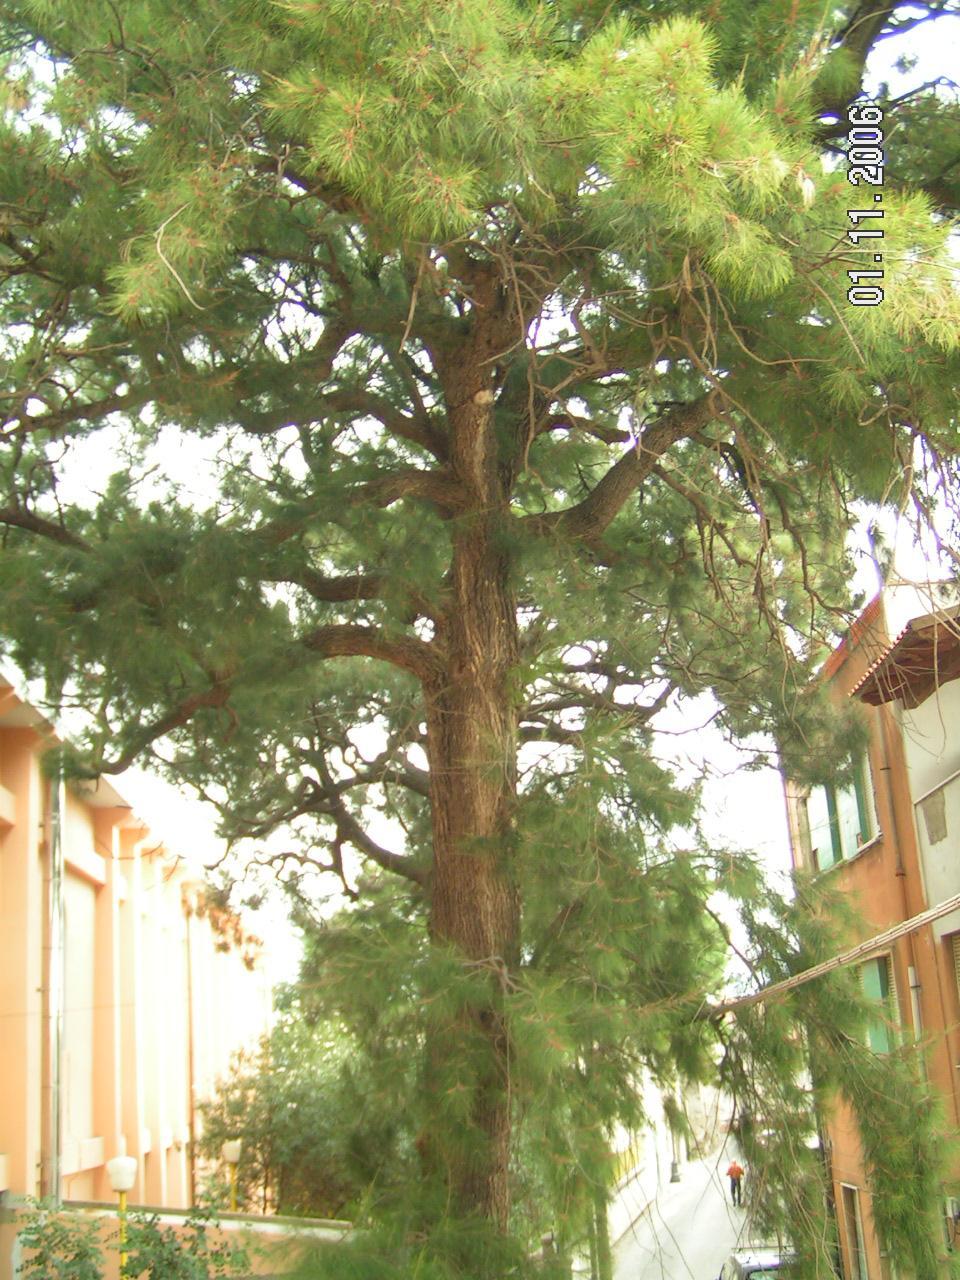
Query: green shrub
17,1205,104,1280
16,1202,249,1280
121,1208,249,1279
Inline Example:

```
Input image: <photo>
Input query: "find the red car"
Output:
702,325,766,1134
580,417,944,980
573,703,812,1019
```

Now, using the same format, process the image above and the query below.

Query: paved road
614,1147,748,1280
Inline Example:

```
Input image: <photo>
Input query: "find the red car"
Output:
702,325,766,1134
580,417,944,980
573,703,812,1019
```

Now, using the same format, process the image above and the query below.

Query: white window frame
840,1183,870,1280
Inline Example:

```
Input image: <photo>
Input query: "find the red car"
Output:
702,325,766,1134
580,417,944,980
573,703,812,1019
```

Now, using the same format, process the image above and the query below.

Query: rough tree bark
421,273,522,1227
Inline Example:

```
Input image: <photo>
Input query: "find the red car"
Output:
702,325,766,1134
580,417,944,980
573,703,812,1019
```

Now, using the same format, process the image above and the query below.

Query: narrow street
614,1146,748,1280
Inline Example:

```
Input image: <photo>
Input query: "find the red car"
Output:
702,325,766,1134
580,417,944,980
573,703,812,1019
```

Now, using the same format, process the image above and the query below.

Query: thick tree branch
242,387,448,460
2,387,150,437
92,676,235,776
378,761,432,799
345,753,432,800
832,1,897,69
534,411,632,446
307,751,429,888
252,470,465,536
518,722,585,746
332,803,429,888
267,568,386,603
0,505,90,550
268,565,438,626
300,623,440,683
350,466,467,515
524,395,718,542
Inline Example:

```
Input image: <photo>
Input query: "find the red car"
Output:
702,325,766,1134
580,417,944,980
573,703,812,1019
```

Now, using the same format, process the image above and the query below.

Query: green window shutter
861,957,896,1053
853,760,871,844
825,785,842,862
861,957,884,1001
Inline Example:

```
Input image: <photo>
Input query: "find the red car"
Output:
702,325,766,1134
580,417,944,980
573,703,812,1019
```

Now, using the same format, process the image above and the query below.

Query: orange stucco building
0,676,271,1209
784,586,960,1280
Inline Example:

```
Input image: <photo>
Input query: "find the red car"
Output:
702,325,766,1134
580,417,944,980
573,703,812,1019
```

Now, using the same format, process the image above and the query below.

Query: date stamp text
846,101,885,306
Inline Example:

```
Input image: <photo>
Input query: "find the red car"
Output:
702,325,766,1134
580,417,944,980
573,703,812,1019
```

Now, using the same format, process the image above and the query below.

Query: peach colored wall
0,683,271,1214
0,729,44,1199
786,597,960,1279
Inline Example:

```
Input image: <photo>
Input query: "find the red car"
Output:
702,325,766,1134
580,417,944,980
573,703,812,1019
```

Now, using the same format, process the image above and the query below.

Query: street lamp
221,1139,242,1212
106,1154,137,1277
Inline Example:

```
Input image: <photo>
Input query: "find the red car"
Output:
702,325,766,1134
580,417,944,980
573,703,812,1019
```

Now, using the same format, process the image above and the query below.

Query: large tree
1,0,959,1269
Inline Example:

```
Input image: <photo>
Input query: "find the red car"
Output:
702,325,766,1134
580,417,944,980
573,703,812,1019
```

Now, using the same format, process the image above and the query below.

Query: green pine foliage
0,0,959,1273
825,1041,949,1278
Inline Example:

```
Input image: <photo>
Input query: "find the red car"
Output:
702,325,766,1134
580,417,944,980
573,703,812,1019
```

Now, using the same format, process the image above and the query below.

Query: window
803,758,874,871
860,955,898,1054
841,1184,869,1280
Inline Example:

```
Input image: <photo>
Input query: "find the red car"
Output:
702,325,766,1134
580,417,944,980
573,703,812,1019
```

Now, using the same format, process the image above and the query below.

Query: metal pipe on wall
184,897,198,1206
42,772,66,1204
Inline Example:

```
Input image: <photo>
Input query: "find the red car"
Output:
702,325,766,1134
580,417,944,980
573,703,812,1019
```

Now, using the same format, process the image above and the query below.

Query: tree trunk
593,1186,613,1280
588,1208,599,1280
424,514,520,1229
422,294,521,1230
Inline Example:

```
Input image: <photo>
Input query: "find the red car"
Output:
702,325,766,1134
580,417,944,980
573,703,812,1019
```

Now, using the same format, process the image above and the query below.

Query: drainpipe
878,709,929,1084
877,708,907,881
42,772,66,1205
908,967,924,1047
184,894,198,1205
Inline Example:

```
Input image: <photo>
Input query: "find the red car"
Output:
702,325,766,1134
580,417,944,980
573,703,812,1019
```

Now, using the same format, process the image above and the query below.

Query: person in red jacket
726,1159,744,1206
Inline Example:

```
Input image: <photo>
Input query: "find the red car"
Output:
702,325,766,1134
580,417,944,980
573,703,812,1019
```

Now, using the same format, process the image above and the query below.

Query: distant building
784,585,960,1280
0,677,271,1208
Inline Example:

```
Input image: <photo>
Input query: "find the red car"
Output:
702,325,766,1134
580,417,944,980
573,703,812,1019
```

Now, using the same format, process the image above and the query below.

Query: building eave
851,605,960,708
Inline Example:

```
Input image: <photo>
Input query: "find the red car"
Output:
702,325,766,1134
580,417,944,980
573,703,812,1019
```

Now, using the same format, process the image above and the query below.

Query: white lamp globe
106,1155,138,1193
221,1139,242,1165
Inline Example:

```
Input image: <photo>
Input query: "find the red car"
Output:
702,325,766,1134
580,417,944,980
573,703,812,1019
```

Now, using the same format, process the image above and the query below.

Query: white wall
912,770,960,939
901,679,960,801
900,668,960,936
